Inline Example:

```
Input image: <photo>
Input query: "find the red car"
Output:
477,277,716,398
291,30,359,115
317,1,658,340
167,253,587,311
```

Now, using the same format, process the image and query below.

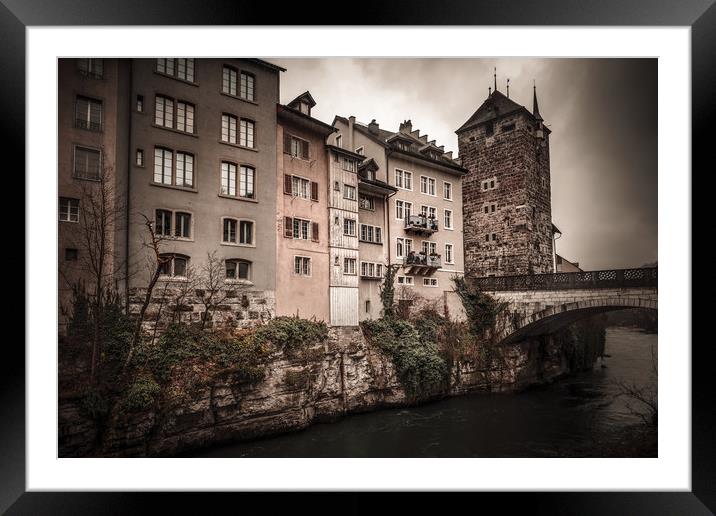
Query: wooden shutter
284,132,292,154
301,140,309,159
284,174,292,195
284,216,293,238
311,222,319,242
310,181,319,202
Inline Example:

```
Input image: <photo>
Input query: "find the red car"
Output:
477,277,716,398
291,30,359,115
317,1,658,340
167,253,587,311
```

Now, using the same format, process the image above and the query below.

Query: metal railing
404,215,438,232
472,267,657,291
404,252,442,268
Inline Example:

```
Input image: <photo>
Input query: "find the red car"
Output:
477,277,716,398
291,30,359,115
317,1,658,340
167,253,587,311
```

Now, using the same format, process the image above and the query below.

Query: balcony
404,214,438,235
403,252,441,273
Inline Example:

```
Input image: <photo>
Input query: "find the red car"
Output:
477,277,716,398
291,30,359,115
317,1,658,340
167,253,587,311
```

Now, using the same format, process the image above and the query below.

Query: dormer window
299,101,310,115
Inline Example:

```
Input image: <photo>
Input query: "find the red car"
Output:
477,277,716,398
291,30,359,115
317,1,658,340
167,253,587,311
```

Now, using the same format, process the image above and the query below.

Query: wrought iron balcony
403,252,441,271
404,214,438,235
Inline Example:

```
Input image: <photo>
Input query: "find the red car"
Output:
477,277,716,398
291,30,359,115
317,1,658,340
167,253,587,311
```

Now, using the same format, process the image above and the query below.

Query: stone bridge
471,268,658,345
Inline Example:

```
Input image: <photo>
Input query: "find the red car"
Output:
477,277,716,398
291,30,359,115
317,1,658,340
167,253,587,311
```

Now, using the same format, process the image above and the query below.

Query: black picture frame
4,0,708,513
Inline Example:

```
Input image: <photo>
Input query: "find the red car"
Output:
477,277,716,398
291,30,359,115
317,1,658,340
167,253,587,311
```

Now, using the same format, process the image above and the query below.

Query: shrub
253,316,328,351
79,386,109,420
451,275,508,338
120,375,161,413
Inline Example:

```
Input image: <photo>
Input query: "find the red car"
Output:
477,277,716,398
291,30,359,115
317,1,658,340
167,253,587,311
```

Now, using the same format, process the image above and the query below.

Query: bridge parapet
472,267,657,292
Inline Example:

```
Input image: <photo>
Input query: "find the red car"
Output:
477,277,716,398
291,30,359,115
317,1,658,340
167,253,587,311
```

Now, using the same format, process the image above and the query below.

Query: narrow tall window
136,95,144,112
74,146,101,180
154,95,174,128
153,147,173,185
221,114,237,144
444,181,453,200
239,220,253,245
444,209,453,229
396,200,404,219
343,218,356,236
59,197,80,222
445,243,454,264
223,218,237,243
175,152,194,188
136,149,144,166
176,101,195,133
75,96,102,131
155,209,172,237
176,58,195,82
343,184,356,200
221,162,237,196
222,66,237,96
240,72,255,101
336,135,343,148
239,119,255,148
175,212,191,239
239,166,255,199
343,258,357,275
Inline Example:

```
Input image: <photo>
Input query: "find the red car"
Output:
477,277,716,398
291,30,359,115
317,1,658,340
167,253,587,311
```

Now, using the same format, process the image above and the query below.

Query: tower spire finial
493,67,497,92
533,80,543,122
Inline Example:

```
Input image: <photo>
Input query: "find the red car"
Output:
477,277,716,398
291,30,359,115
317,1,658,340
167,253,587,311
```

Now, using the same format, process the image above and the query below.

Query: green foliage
361,317,448,400
379,265,400,318
120,375,160,413
66,282,92,339
252,316,328,352
452,275,508,338
79,386,109,420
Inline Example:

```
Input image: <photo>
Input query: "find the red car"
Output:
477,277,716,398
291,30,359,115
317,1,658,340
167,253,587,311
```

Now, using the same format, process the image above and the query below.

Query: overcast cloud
271,58,657,271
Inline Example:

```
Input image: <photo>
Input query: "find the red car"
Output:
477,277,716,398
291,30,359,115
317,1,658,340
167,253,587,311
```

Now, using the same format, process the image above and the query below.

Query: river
187,327,657,458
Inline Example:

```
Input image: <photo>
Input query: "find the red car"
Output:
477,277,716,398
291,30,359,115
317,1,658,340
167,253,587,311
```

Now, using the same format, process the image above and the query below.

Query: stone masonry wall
458,111,554,277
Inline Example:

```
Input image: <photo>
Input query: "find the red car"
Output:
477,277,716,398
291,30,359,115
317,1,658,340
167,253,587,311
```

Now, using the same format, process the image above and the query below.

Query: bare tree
196,251,227,330
614,343,658,427
170,264,196,325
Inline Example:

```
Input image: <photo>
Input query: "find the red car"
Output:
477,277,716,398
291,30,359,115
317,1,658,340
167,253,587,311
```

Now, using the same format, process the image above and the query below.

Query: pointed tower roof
455,90,529,134
532,84,543,122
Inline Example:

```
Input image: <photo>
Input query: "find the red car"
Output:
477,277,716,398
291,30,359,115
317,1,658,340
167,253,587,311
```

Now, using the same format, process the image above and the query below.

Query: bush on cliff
361,318,448,400
253,316,328,352
120,375,161,414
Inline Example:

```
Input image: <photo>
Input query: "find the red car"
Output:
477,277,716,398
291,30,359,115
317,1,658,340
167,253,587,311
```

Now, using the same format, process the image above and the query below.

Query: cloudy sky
272,58,657,271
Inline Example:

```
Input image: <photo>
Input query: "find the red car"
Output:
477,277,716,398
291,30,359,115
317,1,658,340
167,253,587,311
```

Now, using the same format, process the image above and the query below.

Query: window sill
225,279,254,286
151,123,198,138
154,71,199,87
158,236,195,243
220,91,258,106
218,140,258,152
220,242,256,248
150,182,198,193
218,193,258,203
158,276,190,282
283,152,311,162
73,175,101,182
359,240,384,246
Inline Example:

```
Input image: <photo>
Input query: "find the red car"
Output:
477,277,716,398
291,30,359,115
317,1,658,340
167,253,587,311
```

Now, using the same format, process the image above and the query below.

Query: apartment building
331,117,466,319
276,92,335,321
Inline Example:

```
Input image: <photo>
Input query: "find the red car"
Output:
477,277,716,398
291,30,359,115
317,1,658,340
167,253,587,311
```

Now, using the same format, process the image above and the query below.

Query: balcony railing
404,215,438,234
471,267,658,291
404,252,441,269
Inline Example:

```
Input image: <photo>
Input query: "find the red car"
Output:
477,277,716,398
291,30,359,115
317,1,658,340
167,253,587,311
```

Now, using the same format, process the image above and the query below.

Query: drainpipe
124,60,133,312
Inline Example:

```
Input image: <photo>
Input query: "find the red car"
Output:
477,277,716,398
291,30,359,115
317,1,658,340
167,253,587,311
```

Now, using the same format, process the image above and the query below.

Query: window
336,135,343,148
75,96,102,131
59,197,79,222
334,181,340,192
422,241,437,255
339,156,356,172
285,134,309,159
175,101,195,133
444,181,453,200
77,58,103,78
397,276,414,285
343,258,357,275
239,119,255,148
175,152,194,188
396,237,413,258
74,146,101,180
221,162,237,196
363,168,376,181
155,209,172,237
226,259,251,281
485,233,497,242
365,300,371,313
294,256,311,276
239,220,253,245
158,253,189,278
344,184,356,200
136,149,144,166
156,58,175,76
483,203,496,214
136,95,144,112
174,212,191,239
290,176,310,199
482,179,497,191
360,262,384,278
360,224,382,244
293,218,310,240
240,72,255,101
395,200,412,220
445,243,454,264
153,147,173,185
239,166,255,199
423,278,438,287
359,195,375,210
222,66,238,96
444,209,453,229
221,114,237,144
502,123,515,133
176,58,195,82
65,248,78,261
299,101,310,115
154,95,174,128
419,176,436,195
343,218,356,236
395,168,412,190
223,218,237,243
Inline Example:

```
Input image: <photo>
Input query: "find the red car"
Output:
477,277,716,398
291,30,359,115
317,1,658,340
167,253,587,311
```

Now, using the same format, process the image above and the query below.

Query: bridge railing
472,267,657,291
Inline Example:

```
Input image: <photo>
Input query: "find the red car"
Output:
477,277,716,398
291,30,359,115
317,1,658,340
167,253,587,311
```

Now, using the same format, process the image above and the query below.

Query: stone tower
456,85,554,278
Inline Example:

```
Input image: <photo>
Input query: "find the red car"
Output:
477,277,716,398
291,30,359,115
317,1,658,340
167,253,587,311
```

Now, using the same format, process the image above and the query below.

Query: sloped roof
288,90,316,108
456,90,532,134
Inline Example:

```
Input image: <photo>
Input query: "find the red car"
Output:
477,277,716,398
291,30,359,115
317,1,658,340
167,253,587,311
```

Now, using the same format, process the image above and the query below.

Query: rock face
59,328,577,457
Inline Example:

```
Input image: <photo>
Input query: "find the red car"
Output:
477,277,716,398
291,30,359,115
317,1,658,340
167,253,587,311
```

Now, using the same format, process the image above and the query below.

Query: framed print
5,0,709,512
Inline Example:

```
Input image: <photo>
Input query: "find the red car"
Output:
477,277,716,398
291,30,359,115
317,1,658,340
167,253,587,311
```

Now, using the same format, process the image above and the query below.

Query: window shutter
301,140,309,159
284,216,293,238
311,222,319,242
284,174,292,194
310,181,319,202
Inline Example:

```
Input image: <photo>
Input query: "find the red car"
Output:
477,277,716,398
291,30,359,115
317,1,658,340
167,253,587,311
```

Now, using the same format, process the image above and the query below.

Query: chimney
399,119,412,134
368,119,379,135
348,116,355,150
